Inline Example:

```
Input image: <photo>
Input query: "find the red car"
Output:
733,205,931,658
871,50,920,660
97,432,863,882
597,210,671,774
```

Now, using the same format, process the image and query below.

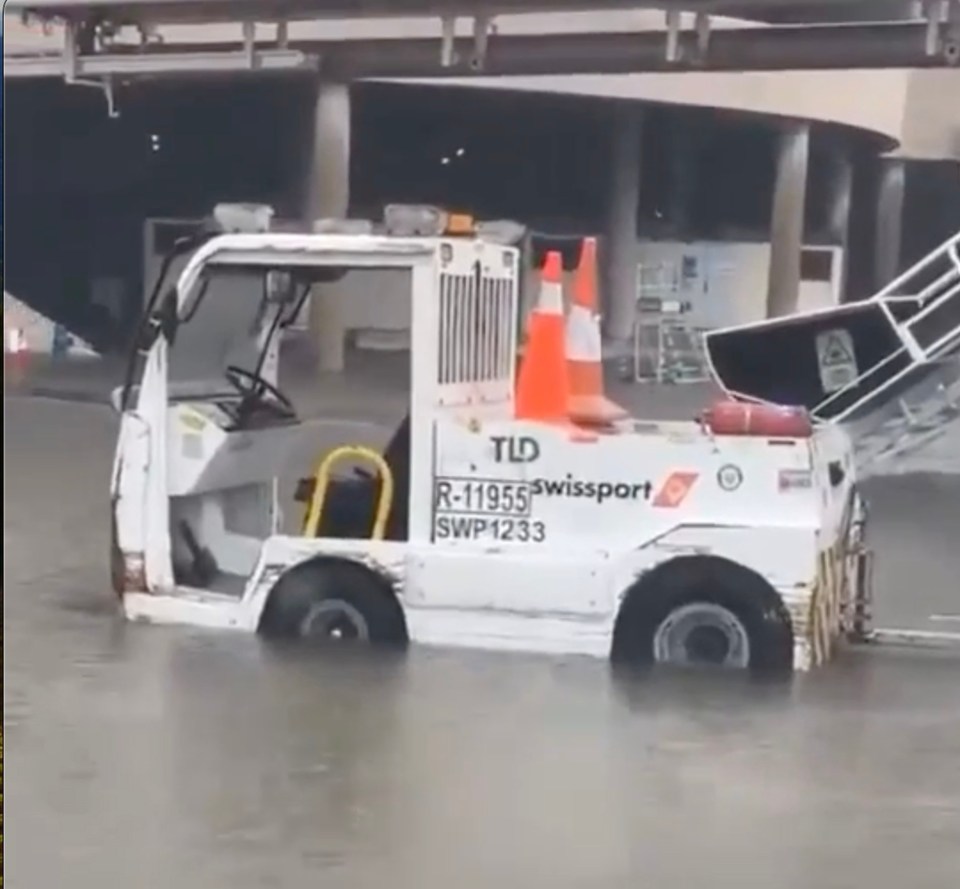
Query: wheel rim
299,599,370,643
653,602,750,669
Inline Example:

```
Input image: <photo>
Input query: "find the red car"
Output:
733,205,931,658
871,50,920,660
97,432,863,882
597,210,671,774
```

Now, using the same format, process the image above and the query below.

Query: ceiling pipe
5,23,956,80
323,23,957,76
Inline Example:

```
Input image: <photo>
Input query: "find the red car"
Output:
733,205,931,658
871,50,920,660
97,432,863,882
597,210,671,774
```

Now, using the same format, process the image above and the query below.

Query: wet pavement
5,395,960,889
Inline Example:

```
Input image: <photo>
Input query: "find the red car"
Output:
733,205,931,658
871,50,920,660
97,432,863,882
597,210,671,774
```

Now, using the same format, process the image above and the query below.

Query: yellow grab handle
302,445,395,540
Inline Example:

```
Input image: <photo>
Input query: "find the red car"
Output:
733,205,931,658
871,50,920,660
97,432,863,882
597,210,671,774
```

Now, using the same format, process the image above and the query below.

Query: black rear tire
611,558,793,676
259,559,408,647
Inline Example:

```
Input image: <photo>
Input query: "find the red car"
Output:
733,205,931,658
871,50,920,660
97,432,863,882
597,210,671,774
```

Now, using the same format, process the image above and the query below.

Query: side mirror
110,386,124,413
157,288,180,345
265,270,296,305
134,287,179,351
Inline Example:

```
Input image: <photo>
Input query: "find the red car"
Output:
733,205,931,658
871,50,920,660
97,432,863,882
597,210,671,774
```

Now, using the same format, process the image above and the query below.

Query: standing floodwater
5,397,960,889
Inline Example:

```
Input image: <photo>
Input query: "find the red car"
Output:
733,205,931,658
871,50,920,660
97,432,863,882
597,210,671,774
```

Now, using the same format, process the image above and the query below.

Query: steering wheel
224,365,296,421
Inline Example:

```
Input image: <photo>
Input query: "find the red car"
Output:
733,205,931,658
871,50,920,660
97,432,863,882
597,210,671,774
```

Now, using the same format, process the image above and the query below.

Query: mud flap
847,546,873,643
111,412,151,593
109,506,125,597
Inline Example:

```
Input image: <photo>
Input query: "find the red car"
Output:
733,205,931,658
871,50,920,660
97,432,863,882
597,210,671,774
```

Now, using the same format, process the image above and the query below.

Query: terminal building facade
4,10,960,367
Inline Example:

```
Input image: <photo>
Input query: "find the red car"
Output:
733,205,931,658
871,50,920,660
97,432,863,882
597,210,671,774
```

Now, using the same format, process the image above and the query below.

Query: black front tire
259,559,407,647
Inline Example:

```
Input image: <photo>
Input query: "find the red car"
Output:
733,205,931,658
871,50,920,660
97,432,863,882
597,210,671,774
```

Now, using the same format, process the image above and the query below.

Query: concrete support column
828,148,854,301
602,106,642,352
765,122,810,319
874,159,905,291
303,81,351,374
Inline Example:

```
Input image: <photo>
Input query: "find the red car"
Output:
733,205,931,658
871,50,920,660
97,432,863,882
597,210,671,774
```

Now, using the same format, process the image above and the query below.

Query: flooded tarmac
5,397,960,889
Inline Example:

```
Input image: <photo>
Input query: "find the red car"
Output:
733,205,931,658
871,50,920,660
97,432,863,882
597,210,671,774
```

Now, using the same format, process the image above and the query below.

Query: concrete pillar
874,159,905,291
303,81,351,374
765,123,810,318
602,107,642,352
828,148,854,301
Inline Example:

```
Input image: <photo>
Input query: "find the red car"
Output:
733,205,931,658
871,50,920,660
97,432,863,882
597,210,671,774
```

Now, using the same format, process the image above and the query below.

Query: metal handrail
871,229,960,301
302,445,395,540
811,231,960,420
904,280,960,354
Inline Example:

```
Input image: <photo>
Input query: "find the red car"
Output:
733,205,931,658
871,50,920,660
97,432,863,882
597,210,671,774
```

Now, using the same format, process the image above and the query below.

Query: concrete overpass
5,0,960,371
7,0,959,80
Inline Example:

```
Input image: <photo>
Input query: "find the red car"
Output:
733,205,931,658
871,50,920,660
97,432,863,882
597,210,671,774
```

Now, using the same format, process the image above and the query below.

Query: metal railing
302,445,395,540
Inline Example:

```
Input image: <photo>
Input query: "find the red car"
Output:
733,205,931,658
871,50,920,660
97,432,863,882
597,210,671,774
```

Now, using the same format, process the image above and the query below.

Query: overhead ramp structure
5,0,959,84
705,230,960,476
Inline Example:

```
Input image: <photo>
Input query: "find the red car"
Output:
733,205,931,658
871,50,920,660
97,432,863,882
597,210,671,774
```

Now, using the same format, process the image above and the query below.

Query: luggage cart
632,262,709,384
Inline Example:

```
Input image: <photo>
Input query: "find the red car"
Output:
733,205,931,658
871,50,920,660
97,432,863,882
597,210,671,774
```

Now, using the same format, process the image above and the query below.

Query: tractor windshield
167,267,303,400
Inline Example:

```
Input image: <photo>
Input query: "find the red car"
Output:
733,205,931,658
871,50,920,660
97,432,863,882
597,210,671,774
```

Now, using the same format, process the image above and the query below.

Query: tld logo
491,435,540,463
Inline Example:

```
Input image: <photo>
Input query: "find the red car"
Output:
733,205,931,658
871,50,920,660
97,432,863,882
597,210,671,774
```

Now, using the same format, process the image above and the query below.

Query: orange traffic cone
515,251,570,422
566,238,628,426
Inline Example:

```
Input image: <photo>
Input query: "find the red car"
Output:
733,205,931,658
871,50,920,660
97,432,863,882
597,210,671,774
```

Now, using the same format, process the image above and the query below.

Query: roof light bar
212,203,274,233
312,218,375,235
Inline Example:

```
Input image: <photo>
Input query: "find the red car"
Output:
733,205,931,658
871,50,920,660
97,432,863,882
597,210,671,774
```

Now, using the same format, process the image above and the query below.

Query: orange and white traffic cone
4,326,30,388
565,237,628,426
515,251,570,423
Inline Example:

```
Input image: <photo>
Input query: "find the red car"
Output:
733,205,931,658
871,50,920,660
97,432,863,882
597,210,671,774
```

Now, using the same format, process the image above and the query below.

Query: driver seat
294,413,411,541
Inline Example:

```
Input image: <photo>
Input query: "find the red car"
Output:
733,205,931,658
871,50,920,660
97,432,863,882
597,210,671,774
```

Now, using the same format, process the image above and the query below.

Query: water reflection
6,399,960,889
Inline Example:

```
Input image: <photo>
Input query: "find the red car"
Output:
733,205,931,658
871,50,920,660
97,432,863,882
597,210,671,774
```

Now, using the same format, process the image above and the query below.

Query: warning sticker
815,328,858,393
778,469,813,492
179,407,208,433
652,471,699,508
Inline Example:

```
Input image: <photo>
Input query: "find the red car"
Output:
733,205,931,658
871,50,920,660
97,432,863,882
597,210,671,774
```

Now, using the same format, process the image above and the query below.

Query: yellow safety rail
302,445,395,540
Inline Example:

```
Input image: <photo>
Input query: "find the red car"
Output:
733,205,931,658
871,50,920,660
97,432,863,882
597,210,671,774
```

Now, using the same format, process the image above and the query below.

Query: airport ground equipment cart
111,202,879,674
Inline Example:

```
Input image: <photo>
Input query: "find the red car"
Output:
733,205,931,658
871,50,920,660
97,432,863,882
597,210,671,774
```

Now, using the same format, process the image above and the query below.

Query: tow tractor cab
111,202,872,675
